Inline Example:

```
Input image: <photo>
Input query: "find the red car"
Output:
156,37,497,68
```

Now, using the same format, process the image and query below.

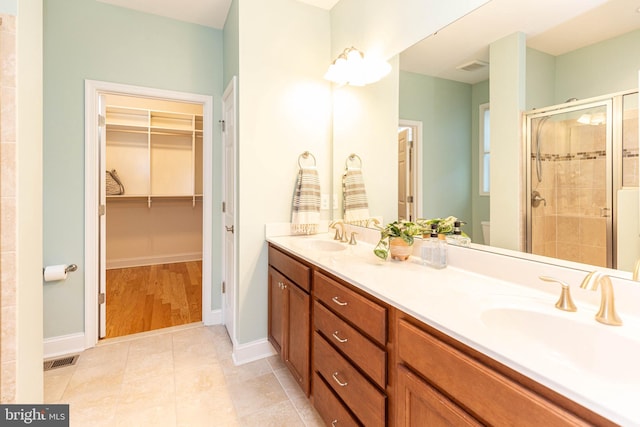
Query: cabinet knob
332,331,348,343
331,296,348,306
332,371,348,387
331,421,338,427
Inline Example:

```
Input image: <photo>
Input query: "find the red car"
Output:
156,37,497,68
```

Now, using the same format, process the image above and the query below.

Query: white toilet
481,221,490,245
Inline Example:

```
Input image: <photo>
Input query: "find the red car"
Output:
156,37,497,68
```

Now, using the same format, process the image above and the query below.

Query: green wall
223,0,239,88
399,71,472,234
0,0,16,14
555,29,640,103
470,79,489,243
43,0,223,338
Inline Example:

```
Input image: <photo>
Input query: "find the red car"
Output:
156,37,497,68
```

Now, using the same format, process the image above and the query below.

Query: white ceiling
96,0,339,29
400,0,640,84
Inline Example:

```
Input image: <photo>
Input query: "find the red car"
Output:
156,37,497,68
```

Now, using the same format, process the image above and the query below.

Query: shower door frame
524,97,615,268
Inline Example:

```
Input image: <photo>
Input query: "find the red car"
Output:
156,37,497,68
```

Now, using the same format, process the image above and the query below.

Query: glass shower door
526,101,612,268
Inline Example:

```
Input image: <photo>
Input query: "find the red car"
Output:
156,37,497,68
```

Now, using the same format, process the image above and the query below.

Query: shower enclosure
525,90,639,270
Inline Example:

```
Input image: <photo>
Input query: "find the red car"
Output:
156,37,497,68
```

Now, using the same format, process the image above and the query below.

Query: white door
98,94,107,338
222,77,237,343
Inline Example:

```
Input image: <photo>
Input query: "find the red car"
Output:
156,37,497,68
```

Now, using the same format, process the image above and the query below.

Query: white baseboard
44,333,86,359
232,338,276,365
204,309,222,325
106,253,202,269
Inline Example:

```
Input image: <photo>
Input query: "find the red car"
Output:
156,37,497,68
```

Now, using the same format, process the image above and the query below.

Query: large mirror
332,0,640,277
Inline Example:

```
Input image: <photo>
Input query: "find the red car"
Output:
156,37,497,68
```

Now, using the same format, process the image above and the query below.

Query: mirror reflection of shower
525,90,639,270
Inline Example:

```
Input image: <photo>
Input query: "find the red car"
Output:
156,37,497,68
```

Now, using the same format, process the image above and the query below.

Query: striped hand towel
342,167,370,225
291,167,321,234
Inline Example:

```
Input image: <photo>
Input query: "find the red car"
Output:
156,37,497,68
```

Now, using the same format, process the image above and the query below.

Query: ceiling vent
456,60,489,72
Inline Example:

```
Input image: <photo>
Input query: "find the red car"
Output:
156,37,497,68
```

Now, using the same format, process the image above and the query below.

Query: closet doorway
85,81,213,345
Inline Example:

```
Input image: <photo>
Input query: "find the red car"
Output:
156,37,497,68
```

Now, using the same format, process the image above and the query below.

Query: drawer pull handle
331,296,348,306
331,421,338,427
332,331,348,343
278,281,287,290
332,372,348,387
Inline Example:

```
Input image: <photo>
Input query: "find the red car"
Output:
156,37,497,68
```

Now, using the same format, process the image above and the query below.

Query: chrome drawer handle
331,296,348,306
331,421,337,427
332,372,348,387
332,331,348,343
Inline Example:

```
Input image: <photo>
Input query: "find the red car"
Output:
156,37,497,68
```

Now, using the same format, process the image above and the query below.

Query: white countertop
267,232,640,426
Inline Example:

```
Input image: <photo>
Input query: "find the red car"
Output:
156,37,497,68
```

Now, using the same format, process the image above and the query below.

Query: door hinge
222,201,226,213
219,119,226,132
407,195,414,203
222,281,226,294
98,114,106,127
98,293,105,304
99,205,106,216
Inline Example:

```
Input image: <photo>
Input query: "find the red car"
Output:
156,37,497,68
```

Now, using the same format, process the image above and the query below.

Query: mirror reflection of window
479,103,490,195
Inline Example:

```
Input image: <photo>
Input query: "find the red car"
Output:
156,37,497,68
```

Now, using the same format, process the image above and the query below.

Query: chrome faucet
580,271,622,326
329,220,348,242
366,218,381,228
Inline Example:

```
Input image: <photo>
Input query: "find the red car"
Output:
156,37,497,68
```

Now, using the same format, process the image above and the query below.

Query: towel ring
298,151,317,168
345,153,362,169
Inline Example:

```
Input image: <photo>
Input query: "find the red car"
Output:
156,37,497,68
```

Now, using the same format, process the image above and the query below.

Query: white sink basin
481,307,640,383
295,239,346,252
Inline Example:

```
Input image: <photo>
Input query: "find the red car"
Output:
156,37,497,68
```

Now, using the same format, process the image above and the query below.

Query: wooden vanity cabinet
268,245,311,395
312,271,388,426
394,312,617,427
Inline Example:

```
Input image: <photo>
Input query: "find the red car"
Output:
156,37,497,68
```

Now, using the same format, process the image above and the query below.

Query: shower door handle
600,207,611,218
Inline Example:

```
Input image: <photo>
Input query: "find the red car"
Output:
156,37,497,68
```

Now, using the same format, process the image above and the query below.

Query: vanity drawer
269,246,310,292
314,332,386,427
314,271,386,345
314,300,386,388
312,372,360,427
397,319,589,427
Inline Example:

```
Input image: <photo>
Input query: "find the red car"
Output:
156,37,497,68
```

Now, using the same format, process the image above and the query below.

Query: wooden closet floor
105,261,202,338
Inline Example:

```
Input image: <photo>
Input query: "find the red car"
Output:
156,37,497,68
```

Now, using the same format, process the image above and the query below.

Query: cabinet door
268,267,286,354
286,282,310,395
396,365,481,427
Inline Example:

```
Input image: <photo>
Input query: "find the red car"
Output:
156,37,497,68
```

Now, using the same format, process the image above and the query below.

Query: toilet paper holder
42,264,78,275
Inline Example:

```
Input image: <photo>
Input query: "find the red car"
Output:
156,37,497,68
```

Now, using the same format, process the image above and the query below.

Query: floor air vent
43,355,79,371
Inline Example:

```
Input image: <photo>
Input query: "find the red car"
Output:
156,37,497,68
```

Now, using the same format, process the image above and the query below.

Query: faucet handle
539,276,577,312
349,232,358,245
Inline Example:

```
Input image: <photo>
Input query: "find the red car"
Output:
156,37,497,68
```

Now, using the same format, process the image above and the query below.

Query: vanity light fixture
324,46,391,86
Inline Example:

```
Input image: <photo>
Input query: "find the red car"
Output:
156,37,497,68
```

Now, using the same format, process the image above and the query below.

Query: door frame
398,119,423,220
221,76,238,346
84,80,214,348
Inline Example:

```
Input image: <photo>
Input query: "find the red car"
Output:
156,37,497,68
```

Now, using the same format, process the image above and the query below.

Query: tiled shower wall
532,107,639,268
531,118,608,267
0,13,17,403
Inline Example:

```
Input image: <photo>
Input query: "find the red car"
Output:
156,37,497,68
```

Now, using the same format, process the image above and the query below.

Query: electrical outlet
321,193,329,210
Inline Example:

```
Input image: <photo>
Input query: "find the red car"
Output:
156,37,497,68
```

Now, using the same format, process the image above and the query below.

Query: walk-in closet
103,93,204,338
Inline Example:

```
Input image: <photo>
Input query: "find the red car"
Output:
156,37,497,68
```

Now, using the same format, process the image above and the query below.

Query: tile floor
44,324,324,427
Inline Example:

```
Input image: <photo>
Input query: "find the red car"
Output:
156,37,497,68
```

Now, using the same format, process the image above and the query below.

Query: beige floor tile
228,372,290,418
44,324,325,427
238,400,305,427
221,357,272,385
290,395,325,427
115,402,177,427
123,349,174,383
